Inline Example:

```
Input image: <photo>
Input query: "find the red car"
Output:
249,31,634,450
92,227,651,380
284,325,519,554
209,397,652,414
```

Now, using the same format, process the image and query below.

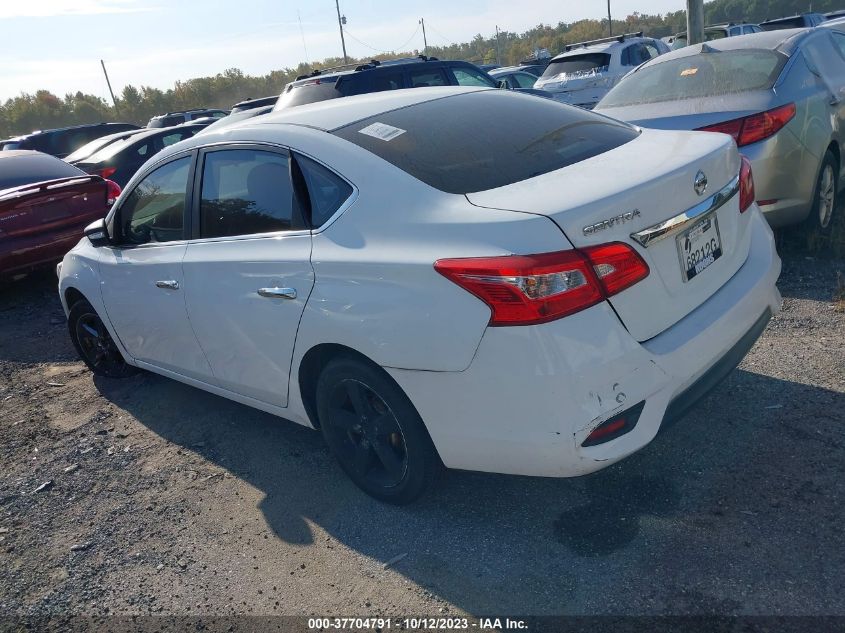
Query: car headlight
56,262,63,279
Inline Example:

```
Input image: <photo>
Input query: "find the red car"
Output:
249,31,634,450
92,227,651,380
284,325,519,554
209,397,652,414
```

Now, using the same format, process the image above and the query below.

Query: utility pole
607,0,613,36
100,59,120,116
419,18,428,56
686,0,705,45
495,25,502,65
335,0,348,64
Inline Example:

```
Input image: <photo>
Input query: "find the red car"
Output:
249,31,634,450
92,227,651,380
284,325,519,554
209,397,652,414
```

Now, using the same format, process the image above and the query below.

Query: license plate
676,214,723,282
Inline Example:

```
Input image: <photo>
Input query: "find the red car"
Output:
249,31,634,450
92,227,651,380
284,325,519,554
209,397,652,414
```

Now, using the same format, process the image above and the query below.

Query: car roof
489,66,534,75
550,36,652,60
0,149,45,160
9,122,132,140
638,27,811,67
289,57,474,85
179,86,487,148
761,13,824,25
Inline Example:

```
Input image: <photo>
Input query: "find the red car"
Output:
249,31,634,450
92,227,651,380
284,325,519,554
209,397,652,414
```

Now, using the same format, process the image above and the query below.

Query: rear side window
541,53,611,78
118,157,190,245
295,154,353,227
371,72,404,92
409,69,448,87
199,149,301,238
0,153,85,190
333,90,638,194
599,49,787,107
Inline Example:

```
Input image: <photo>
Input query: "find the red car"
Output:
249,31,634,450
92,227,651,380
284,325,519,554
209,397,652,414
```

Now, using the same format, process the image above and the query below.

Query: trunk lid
465,128,751,341
0,176,109,241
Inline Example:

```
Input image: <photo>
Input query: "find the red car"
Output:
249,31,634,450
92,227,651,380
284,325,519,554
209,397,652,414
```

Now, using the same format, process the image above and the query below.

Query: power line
342,25,421,55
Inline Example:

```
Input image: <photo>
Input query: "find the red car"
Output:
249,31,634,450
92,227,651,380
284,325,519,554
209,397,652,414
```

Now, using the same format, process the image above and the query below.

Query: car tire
315,356,442,504
806,150,838,233
68,299,136,378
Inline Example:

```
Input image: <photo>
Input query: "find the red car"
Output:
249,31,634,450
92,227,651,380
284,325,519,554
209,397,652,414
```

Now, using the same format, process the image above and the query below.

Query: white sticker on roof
358,122,406,142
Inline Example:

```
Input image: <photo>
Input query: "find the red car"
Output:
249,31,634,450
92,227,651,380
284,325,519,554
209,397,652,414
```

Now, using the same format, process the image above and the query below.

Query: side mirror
497,79,508,89
84,218,110,248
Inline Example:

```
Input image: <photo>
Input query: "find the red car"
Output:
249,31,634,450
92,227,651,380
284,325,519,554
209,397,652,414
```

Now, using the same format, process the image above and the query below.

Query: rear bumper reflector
581,401,646,447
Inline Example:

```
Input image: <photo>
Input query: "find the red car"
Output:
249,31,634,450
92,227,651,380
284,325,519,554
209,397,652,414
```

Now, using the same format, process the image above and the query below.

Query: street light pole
335,0,348,64
420,18,428,56
686,0,705,45
607,0,612,36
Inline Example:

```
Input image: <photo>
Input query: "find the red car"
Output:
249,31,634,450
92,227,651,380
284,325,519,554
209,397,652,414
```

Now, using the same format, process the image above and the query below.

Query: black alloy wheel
316,357,441,504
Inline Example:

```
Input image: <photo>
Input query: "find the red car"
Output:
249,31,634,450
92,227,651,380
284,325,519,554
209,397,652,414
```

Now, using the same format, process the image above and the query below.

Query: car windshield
540,53,611,79
672,30,727,49
599,49,787,108
333,90,638,194
0,153,85,190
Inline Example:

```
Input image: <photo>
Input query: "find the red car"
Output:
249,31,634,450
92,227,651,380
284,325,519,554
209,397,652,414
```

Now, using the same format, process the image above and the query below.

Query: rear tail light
696,103,796,147
105,179,121,206
98,166,117,179
434,242,649,326
739,155,755,213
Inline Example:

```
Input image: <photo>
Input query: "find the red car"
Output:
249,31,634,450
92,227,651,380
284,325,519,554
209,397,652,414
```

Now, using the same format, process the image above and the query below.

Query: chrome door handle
258,287,297,300
155,280,180,290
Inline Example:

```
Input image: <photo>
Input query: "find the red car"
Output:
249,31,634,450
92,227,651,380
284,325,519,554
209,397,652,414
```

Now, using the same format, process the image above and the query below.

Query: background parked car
489,67,546,88
63,128,147,164
230,96,278,114
71,122,211,186
760,13,827,31
671,23,763,49
595,27,845,231
197,104,275,135
0,123,140,159
0,150,118,280
275,56,509,110
147,109,229,128
533,33,669,109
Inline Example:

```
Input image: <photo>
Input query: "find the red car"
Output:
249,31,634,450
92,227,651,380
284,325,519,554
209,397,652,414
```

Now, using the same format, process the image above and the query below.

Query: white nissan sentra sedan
58,87,781,504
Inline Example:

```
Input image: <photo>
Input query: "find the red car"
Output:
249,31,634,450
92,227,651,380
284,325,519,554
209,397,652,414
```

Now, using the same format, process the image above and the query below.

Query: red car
0,150,120,281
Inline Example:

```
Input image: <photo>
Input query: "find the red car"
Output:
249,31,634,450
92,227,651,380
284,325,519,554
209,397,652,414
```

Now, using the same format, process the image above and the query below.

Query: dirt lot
0,250,843,618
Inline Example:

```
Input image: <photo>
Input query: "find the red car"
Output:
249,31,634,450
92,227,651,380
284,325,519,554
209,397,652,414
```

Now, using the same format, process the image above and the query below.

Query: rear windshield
276,78,352,109
541,53,611,79
0,153,85,190
85,134,149,164
65,135,125,163
599,49,787,107
333,90,639,194
761,17,805,30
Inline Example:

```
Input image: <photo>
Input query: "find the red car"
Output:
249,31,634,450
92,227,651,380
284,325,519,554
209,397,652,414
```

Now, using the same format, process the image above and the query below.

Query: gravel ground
0,251,843,619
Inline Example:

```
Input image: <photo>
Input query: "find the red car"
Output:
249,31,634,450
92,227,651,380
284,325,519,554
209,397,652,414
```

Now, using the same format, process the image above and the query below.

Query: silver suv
534,32,669,109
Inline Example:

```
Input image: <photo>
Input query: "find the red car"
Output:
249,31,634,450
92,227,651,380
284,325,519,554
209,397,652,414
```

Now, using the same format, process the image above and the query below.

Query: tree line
1,0,840,138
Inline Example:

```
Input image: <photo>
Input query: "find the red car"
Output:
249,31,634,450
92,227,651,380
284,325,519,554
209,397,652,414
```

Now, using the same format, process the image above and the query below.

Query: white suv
58,87,781,504
534,33,669,108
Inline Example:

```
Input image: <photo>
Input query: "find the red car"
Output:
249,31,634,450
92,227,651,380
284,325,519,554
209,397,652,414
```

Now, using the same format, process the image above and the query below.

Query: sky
0,0,686,102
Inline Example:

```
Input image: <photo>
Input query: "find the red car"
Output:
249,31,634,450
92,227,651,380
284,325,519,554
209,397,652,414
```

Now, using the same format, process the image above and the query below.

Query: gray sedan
595,28,845,230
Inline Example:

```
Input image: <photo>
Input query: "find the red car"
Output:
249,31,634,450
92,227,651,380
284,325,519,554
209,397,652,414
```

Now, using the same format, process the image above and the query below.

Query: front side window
200,148,299,238
409,69,448,87
450,67,497,87
118,156,190,245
